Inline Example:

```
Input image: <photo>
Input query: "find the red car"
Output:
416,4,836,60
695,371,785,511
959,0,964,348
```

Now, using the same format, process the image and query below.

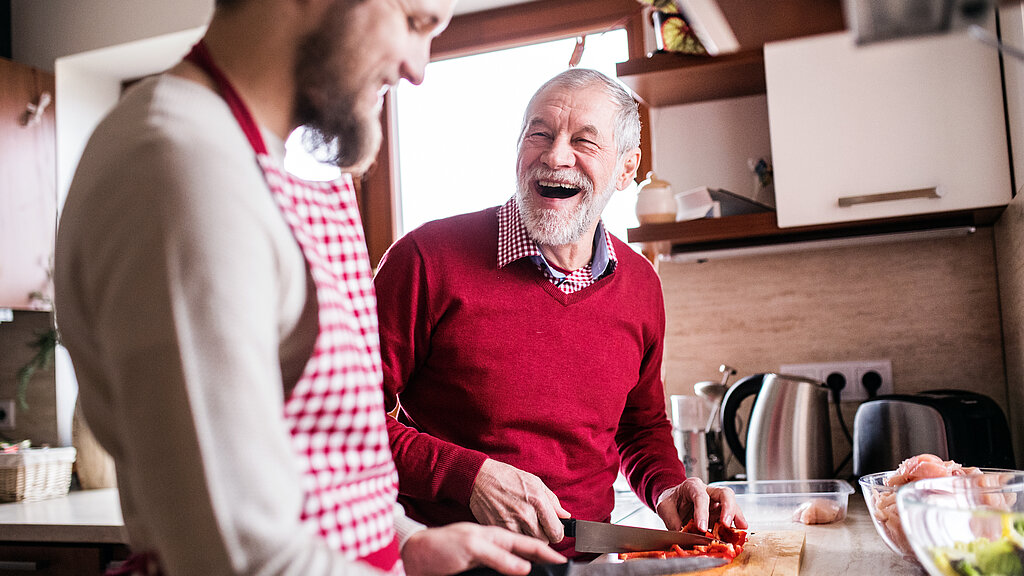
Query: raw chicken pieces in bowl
859,454,1013,564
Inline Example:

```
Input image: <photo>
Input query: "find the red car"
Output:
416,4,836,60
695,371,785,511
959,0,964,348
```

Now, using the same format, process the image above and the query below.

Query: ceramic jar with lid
635,171,676,224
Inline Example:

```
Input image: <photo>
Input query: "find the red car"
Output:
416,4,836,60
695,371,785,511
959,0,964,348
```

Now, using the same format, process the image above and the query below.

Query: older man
54,0,567,575
375,69,746,557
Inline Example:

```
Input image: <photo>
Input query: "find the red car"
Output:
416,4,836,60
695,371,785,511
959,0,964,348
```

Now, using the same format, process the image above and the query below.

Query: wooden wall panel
658,230,1007,475
0,311,58,445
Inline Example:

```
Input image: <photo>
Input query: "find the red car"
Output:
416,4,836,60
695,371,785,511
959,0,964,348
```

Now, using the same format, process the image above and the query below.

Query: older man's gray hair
518,68,641,160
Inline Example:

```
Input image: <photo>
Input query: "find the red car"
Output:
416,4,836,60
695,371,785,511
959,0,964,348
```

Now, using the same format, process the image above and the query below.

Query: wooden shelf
710,0,846,50
616,49,766,107
626,208,1006,253
616,0,846,107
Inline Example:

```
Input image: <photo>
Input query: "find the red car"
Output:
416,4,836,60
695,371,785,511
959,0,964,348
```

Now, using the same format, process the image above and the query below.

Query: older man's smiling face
515,84,638,247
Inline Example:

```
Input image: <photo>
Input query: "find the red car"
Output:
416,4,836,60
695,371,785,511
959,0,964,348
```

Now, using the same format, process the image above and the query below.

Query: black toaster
852,389,1016,477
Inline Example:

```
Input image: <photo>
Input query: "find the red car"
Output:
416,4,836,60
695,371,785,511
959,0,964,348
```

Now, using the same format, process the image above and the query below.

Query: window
392,29,640,244
282,0,645,265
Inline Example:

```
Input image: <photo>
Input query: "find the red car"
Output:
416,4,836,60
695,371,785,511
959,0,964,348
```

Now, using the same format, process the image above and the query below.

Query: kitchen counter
2,486,922,574
611,479,923,575
0,488,126,544
791,497,920,575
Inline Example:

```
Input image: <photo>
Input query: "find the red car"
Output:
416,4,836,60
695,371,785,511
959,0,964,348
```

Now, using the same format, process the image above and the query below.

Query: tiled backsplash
658,227,1011,475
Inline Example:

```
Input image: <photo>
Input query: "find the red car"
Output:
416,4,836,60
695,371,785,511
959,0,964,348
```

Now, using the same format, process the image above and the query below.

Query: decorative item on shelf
748,157,775,207
637,0,708,56
708,188,774,216
674,185,719,221
635,171,677,224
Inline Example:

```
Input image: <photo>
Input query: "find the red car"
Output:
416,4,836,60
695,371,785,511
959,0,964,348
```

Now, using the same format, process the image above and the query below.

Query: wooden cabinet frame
0,58,56,309
356,0,648,266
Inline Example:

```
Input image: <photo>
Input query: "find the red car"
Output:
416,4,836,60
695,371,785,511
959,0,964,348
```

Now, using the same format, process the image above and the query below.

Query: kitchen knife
561,519,714,554
456,557,727,576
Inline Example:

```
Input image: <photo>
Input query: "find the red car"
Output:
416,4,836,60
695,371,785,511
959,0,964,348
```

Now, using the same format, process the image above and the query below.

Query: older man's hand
402,522,567,576
469,459,571,543
655,478,748,533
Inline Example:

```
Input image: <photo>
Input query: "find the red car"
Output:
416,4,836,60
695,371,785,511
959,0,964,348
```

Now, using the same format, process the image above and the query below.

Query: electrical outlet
780,360,893,403
852,360,894,401
0,399,15,430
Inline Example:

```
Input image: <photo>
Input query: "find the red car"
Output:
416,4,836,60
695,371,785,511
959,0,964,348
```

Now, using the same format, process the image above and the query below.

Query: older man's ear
617,148,642,191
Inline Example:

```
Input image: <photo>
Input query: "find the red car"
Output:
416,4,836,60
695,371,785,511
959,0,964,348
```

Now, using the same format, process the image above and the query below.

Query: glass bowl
897,471,1024,576
860,471,918,562
859,468,1018,564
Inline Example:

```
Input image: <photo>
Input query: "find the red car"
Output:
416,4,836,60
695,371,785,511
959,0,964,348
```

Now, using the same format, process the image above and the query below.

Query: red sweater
374,207,685,553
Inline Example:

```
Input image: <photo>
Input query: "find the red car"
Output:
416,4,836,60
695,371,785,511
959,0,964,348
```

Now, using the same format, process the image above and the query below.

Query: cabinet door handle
0,560,40,571
837,187,940,207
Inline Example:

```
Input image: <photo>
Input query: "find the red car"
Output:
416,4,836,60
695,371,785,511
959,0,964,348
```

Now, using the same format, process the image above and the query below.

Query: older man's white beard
516,170,616,247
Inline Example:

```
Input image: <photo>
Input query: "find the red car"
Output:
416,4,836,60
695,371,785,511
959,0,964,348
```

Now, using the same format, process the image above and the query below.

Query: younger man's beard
291,5,382,175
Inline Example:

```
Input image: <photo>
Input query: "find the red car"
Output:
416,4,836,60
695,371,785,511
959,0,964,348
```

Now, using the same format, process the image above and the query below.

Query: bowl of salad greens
897,471,1024,576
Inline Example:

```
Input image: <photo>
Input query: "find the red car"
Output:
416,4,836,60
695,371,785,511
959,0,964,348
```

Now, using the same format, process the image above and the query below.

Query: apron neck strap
184,41,269,156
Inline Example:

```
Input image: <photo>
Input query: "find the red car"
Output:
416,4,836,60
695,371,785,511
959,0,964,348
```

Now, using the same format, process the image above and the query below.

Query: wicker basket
0,447,76,502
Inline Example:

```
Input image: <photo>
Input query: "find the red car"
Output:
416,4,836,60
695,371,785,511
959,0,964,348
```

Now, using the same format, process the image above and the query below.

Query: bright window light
284,131,342,182
283,29,641,250
394,29,640,246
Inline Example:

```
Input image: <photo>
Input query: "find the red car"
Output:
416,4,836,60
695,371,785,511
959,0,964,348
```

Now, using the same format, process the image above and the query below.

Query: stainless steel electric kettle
720,373,833,481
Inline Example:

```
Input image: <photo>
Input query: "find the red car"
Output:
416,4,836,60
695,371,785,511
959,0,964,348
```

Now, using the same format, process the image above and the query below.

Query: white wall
11,0,212,71
54,28,204,204
649,95,773,205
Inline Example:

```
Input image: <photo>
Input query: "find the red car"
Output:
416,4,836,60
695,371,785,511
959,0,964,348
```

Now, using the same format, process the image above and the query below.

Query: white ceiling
453,0,534,15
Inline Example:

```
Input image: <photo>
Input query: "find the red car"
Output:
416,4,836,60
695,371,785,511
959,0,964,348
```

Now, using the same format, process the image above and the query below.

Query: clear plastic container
710,479,855,526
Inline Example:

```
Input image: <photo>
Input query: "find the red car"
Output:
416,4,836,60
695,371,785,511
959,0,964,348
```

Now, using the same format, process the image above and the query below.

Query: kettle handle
720,373,767,468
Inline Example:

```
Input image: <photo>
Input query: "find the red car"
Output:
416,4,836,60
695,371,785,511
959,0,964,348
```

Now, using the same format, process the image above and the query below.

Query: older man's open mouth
536,180,582,199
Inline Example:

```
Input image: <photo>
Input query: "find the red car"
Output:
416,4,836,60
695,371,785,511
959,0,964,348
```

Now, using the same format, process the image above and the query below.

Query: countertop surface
2,485,923,574
0,488,126,544
611,478,923,575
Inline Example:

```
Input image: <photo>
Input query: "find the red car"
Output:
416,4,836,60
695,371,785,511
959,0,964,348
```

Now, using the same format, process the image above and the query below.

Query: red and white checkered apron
178,42,400,573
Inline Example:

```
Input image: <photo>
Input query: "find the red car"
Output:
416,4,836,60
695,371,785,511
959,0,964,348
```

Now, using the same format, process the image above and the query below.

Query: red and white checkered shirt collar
496,197,617,289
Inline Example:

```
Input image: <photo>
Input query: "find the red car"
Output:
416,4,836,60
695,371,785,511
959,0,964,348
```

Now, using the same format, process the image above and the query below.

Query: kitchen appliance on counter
690,364,736,483
852,389,1016,476
670,395,711,483
721,373,834,481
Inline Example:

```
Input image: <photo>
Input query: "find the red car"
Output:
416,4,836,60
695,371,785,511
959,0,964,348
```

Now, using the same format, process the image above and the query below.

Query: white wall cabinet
0,58,56,310
764,27,1012,228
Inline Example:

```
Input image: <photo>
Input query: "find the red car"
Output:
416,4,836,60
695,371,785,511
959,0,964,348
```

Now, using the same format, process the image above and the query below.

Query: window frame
356,0,649,266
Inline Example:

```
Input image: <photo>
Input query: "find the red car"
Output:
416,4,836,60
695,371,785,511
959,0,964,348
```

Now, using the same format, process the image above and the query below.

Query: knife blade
574,556,726,576
456,557,727,576
561,519,714,554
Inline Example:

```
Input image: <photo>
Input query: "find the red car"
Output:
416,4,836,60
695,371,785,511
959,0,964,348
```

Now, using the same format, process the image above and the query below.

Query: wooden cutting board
675,530,806,576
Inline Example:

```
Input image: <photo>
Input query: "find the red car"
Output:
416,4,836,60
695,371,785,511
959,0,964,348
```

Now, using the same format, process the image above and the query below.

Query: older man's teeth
537,181,582,199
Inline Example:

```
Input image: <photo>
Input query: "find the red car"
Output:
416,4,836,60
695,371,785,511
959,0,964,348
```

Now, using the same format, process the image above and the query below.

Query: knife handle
560,518,576,537
455,562,572,576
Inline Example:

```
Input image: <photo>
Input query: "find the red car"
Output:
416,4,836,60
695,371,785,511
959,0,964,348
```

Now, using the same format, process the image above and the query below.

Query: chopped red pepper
618,550,667,560
618,520,747,563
